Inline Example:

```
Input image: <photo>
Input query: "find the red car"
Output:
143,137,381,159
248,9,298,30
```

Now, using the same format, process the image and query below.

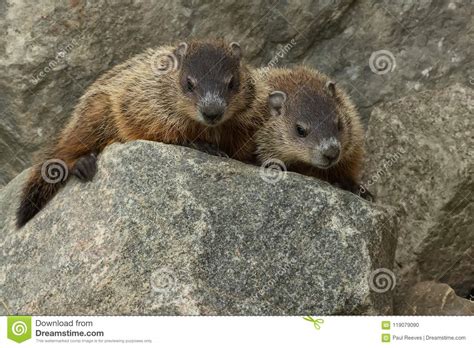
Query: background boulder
364,84,473,301
0,0,472,185
396,281,474,315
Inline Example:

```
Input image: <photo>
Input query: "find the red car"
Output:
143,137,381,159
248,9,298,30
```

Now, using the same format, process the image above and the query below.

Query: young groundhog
17,39,257,228
249,67,372,199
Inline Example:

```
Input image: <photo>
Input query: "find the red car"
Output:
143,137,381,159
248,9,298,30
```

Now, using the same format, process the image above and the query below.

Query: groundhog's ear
326,80,336,97
175,42,188,58
229,42,242,60
268,91,287,116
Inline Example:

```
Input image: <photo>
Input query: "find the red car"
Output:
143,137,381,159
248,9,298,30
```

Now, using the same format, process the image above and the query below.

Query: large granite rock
364,84,473,301
1,0,472,185
0,141,397,315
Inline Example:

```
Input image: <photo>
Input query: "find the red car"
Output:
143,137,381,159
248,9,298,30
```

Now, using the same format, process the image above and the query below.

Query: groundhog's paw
72,153,98,182
203,145,230,158
335,179,375,202
183,141,229,158
359,187,375,202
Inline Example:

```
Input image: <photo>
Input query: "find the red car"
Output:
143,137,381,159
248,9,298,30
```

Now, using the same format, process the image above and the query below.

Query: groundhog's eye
296,124,308,138
186,77,195,92
227,77,235,91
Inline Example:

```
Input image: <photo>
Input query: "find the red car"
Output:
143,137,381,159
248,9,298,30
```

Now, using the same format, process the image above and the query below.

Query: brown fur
248,67,366,194
17,39,257,227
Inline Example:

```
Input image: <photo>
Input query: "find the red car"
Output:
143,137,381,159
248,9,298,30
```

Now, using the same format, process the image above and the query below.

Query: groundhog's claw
72,153,98,182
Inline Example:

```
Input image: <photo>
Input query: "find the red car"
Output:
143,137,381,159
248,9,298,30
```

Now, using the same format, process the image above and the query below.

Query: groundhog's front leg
182,140,229,158
335,177,375,202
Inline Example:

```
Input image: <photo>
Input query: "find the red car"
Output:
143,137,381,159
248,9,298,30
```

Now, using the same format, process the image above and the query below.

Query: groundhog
247,66,372,199
17,39,257,228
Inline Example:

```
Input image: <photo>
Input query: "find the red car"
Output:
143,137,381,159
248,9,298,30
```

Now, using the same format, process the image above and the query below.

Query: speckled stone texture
0,141,397,315
364,84,473,301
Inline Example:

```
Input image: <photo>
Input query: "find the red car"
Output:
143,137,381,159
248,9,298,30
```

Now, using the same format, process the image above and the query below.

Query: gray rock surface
0,141,397,315
1,0,471,316
364,84,473,300
396,281,474,315
1,0,472,185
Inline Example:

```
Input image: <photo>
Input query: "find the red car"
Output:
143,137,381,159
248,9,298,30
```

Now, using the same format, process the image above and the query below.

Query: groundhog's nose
201,105,225,123
321,143,341,163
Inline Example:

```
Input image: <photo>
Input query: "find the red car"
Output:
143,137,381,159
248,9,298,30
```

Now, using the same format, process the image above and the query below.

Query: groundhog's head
265,68,350,169
174,40,245,127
